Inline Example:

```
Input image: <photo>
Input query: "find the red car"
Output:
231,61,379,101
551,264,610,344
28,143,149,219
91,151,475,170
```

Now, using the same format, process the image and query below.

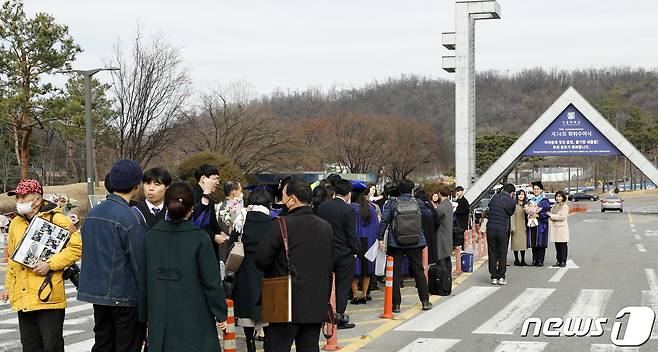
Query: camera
63,263,80,289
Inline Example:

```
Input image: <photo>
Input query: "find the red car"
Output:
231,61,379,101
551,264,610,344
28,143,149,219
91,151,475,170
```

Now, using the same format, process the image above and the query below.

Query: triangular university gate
464,86,658,205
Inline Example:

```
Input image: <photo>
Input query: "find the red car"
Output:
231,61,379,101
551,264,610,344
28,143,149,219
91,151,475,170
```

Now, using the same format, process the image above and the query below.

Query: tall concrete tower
442,0,501,190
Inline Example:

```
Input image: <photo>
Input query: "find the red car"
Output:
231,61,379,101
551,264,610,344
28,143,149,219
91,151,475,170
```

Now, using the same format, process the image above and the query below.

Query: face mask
16,199,35,215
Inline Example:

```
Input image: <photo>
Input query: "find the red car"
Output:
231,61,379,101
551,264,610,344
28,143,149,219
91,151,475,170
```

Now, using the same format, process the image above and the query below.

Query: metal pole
84,74,94,196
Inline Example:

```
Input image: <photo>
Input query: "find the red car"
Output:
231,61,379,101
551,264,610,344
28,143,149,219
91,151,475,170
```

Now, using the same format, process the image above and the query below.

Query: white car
601,195,623,212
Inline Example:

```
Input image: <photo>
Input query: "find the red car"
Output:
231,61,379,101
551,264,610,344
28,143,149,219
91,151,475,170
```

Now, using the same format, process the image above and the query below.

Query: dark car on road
568,191,599,202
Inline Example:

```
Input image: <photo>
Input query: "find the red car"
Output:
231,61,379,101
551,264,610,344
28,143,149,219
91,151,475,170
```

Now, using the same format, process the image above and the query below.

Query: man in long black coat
317,179,360,329
256,179,333,352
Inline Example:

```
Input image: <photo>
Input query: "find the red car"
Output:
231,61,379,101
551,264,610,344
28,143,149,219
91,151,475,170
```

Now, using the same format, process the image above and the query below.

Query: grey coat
434,199,454,260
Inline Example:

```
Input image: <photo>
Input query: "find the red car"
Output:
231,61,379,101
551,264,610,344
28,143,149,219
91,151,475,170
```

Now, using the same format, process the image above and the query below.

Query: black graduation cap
531,181,544,190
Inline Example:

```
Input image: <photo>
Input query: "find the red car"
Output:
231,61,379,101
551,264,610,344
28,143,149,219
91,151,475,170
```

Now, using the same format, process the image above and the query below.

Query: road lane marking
590,344,638,352
397,338,461,352
632,228,637,233
549,268,569,282
473,288,555,335
395,286,499,332
631,224,635,228
635,235,642,240
565,289,613,319
628,212,634,225
636,244,647,252
645,269,658,291
641,291,658,340
494,341,548,352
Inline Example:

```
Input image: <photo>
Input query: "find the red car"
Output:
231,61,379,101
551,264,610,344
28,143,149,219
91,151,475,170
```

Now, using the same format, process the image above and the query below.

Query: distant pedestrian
526,181,551,267
510,190,529,266
318,179,360,329
454,186,470,233
485,184,516,285
132,167,172,229
432,186,454,265
479,209,489,237
256,179,333,352
139,181,228,351
430,192,440,209
232,189,274,352
350,183,380,305
378,179,432,312
548,191,570,267
79,159,147,351
218,180,244,230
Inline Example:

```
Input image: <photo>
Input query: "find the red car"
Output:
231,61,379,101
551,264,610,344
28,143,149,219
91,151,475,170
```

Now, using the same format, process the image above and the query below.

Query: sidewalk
227,255,488,351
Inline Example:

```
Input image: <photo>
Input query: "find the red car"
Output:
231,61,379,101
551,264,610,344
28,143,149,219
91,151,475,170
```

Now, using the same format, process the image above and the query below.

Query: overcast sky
25,0,658,96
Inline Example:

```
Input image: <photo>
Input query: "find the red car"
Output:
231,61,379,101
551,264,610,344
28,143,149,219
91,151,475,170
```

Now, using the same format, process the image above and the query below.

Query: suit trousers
334,254,355,315
389,246,429,306
486,230,510,280
91,305,145,352
265,323,321,352
532,247,546,264
555,242,568,263
18,309,65,352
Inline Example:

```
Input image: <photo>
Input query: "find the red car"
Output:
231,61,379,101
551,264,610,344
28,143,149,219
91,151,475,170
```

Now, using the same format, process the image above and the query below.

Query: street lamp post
56,67,119,198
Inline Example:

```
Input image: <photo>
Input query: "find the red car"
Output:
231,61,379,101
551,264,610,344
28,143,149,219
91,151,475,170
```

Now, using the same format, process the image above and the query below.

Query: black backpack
392,198,422,245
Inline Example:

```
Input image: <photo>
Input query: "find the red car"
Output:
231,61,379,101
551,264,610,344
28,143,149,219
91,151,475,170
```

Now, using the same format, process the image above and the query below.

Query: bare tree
107,28,190,166
186,85,295,174
323,113,392,174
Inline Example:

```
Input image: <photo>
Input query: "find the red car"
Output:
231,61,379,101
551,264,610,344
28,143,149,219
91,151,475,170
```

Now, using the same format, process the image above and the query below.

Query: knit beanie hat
109,159,143,191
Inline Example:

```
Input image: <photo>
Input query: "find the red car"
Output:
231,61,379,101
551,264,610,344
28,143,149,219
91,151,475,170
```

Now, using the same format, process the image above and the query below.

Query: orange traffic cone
222,299,237,352
322,274,341,350
380,256,395,319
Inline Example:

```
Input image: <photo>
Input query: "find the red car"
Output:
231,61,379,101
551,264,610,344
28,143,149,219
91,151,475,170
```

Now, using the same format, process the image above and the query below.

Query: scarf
533,192,545,204
233,205,271,234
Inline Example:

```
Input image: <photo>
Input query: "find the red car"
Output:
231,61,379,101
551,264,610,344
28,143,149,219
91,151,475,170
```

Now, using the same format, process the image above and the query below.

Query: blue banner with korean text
522,104,620,156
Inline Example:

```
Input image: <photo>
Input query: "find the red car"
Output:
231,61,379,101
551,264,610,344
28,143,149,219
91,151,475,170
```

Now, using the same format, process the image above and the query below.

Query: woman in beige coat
548,191,570,267
510,190,529,266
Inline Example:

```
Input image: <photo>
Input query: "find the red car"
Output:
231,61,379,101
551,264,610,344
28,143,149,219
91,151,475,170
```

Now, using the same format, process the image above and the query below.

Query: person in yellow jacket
0,179,82,352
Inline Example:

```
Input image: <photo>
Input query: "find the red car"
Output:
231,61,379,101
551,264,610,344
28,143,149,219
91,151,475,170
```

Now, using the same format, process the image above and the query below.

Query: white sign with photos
11,216,70,268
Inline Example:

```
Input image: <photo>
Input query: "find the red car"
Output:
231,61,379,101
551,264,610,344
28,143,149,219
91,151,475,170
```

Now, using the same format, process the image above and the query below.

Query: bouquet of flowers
524,202,540,228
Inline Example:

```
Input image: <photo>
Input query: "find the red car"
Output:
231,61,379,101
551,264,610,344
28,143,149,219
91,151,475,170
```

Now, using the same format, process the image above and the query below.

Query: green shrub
177,152,245,199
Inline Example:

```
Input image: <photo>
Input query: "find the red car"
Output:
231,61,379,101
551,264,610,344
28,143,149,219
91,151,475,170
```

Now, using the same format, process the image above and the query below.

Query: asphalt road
362,195,658,352
0,195,656,352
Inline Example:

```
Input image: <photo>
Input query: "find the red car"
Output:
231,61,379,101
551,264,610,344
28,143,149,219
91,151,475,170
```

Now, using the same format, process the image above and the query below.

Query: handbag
261,218,293,323
225,236,244,273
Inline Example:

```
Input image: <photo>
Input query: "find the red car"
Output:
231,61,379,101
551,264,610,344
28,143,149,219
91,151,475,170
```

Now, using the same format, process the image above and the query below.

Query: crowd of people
483,181,572,285
0,156,573,352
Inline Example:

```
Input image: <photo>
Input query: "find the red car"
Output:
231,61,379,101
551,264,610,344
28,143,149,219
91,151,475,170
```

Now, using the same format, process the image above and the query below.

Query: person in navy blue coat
527,181,552,267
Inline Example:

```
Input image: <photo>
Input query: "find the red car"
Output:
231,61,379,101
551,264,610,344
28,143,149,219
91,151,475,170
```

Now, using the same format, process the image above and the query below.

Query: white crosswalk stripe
66,338,95,352
564,289,613,320
589,344,639,352
641,290,658,340
397,338,461,352
395,286,498,332
0,303,91,325
473,288,555,335
493,341,548,352
0,330,83,350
